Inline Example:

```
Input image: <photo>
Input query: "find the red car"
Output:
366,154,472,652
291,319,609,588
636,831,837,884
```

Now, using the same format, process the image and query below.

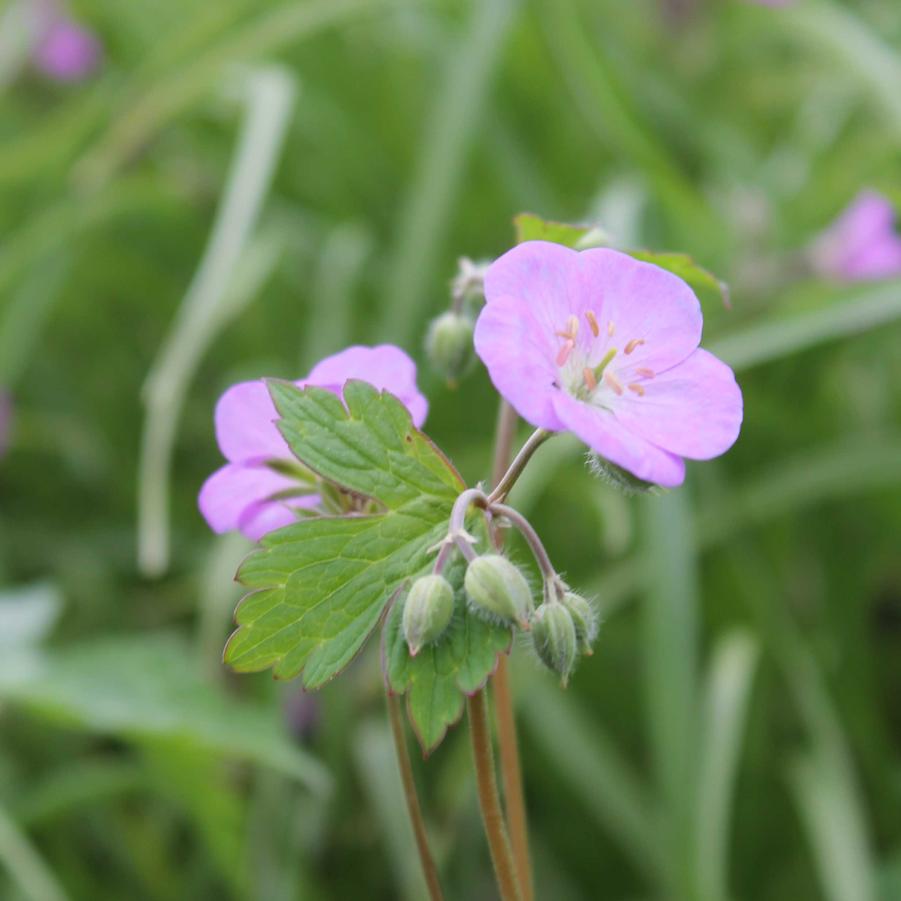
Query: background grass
1,0,900,898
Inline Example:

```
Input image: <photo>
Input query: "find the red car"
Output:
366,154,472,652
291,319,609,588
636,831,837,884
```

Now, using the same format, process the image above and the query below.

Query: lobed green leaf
225,382,464,688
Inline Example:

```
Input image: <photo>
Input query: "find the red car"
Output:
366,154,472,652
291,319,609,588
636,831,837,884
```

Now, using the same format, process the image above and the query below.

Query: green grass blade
639,488,700,899
379,0,517,345
781,2,901,136
709,280,901,373
75,0,401,189
789,749,877,901
353,718,432,901
137,66,295,576
696,631,759,901
0,802,70,901
517,665,664,882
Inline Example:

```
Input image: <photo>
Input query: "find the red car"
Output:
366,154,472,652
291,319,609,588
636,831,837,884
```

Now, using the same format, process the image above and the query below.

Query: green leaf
0,634,330,794
628,249,729,308
225,380,465,689
382,552,512,754
513,212,598,248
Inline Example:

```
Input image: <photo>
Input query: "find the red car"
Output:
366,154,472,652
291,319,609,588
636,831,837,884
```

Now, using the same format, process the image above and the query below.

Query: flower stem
386,694,445,901
490,502,559,591
492,656,532,899
487,427,550,506
488,400,534,901
467,690,523,901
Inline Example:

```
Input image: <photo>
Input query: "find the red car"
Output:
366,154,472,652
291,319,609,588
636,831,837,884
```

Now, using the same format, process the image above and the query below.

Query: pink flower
33,5,101,83
199,345,428,540
810,190,901,283
473,242,742,488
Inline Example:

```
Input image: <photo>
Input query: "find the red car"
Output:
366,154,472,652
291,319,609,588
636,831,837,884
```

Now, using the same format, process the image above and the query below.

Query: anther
556,339,575,366
624,338,645,355
627,383,645,396
607,320,615,337
585,310,600,337
582,367,597,391
635,367,656,379
603,370,624,396
556,315,579,339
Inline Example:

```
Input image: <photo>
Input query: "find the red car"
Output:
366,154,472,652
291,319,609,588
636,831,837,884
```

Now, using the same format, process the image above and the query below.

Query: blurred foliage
1,0,901,899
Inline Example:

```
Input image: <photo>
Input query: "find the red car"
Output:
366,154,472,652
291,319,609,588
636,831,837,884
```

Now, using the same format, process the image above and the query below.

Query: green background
1,0,900,898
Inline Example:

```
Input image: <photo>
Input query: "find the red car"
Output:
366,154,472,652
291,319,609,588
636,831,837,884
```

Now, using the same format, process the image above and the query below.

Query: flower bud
464,554,533,628
402,575,455,656
561,591,599,656
425,311,474,385
531,603,578,686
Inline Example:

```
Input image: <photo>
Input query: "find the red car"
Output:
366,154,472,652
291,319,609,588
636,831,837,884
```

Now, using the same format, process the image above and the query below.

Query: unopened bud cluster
425,311,474,385
401,520,598,687
531,588,598,686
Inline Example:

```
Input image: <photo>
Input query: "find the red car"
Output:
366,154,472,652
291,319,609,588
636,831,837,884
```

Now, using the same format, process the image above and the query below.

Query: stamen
555,315,580,340
607,320,615,337
635,367,656,379
627,383,645,396
603,370,624,396
582,367,597,391
624,338,645,355
592,347,617,379
556,339,575,366
585,310,600,337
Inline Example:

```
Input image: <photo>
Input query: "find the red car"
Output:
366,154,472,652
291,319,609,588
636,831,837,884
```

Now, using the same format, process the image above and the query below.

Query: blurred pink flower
199,345,428,541
32,3,101,82
811,190,901,282
474,242,742,487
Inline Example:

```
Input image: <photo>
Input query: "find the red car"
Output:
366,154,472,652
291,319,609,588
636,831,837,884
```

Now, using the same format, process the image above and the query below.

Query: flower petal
613,348,742,460
473,294,565,430
575,248,703,377
551,392,686,488
198,463,311,535
484,241,581,323
237,495,319,542
305,344,428,427
215,381,287,464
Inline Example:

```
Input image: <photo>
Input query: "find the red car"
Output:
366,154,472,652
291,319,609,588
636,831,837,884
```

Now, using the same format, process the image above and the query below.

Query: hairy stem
490,502,559,590
491,657,531,899
467,690,523,901
487,427,550,506
386,695,445,901
488,400,534,901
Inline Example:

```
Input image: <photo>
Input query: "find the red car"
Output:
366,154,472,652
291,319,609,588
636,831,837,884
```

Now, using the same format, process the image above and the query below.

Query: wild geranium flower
474,241,742,488
810,190,901,283
199,345,428,540
32,3,101,83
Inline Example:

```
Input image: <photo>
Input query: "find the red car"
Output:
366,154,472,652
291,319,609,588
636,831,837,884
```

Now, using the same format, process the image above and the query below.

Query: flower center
554,310,655,406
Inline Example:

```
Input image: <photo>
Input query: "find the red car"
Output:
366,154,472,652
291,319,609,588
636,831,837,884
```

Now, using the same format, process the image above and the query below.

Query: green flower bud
561,591,599,656
425,311,474,385
531,603,578,686
464,554,533,628
402,575,455,656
